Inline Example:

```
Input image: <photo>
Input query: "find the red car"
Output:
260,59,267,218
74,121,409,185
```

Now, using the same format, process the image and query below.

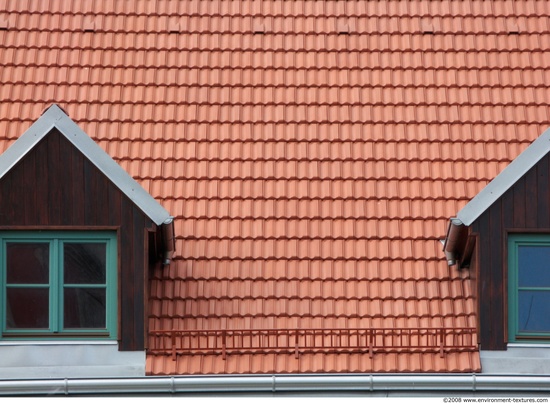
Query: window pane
6,288,49,329
6,243,49,284
518,245,550,287
64,243,106,284
64,288,106,328
518,290,550,332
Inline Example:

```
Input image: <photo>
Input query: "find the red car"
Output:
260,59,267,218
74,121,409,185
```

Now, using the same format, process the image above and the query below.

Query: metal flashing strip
0,104,171,225
0,108,58,181
457,126,550,226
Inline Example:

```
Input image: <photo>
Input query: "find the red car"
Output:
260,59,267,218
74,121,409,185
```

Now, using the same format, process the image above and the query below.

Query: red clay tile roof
1,0,550,374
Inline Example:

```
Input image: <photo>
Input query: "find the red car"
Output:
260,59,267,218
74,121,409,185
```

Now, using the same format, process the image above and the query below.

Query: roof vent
253,22,265,34
421,21,434,34
506,20,521,34
169,21,180,34
420,18,440,34
253,18,271,34
252,21,267,34
83,17,96,32
336,20,352,34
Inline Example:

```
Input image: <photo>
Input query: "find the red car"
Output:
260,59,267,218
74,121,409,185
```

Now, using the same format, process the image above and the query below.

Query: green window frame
508,234,550,342
0,231,117,339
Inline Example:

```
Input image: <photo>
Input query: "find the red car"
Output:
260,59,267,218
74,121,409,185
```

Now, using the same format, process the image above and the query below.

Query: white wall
481,344,550,374
0,341,145,379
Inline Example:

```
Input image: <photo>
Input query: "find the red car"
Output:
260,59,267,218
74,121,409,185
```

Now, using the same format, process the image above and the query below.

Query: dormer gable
0,104,171,226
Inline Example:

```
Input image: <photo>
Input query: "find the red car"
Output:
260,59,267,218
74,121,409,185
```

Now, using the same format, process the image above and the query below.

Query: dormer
0,105,174,378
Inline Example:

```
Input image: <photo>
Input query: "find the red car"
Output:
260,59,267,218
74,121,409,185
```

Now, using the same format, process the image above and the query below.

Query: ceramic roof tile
5,0,550,375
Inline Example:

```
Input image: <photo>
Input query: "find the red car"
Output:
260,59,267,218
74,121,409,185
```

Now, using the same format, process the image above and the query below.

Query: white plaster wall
0,341,145,379
481,345,550,374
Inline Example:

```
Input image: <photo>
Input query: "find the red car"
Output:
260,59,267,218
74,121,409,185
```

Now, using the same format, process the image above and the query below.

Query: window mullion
508,243,518,341
0,239,5,335
107,240,115,336
51,239,60,333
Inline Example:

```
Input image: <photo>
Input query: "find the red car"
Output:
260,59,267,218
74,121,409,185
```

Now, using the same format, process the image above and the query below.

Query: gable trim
457,126,550,226
0,104,171,226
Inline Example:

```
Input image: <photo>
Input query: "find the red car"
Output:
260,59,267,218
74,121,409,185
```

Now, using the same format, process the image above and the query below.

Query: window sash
0,231,117,339
508,234,550,342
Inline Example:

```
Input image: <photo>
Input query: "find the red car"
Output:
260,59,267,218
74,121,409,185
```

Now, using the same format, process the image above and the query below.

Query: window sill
0,340,118,346
508,343,550,348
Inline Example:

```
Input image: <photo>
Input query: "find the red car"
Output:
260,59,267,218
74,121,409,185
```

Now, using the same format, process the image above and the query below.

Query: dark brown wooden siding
470,152,550,350
0,129,155,350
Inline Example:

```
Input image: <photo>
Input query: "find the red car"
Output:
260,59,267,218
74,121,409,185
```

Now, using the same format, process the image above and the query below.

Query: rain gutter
2,374,550,395
443,218,468,266
161,216,176,266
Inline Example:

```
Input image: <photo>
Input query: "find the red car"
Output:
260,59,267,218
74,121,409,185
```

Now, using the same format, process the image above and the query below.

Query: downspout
161,216,175,266
3,374,550,395
443,218,468,266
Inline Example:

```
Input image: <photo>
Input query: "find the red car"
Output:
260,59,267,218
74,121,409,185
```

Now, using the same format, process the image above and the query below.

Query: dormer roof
457,127,550,227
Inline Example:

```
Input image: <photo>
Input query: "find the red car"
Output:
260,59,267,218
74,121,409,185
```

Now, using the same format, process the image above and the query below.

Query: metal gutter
442,218,468,266
2,374,550,395
161,216,176,266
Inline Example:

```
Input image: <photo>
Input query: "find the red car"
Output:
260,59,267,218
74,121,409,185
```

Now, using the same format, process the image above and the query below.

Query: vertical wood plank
537,154,550,228
47,131,61,223
488,201,505,350
512,176,526,228
476,212,492,350
524,167,538,228
56,133,76,225
502,186,514,230
83,156,94,225
119,195,135,351
71,141,86,225
132,206,146,350
33,135,49,225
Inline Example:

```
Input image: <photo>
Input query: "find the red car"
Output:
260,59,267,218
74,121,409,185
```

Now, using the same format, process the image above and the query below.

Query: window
508,234,550,342
0,231,117,339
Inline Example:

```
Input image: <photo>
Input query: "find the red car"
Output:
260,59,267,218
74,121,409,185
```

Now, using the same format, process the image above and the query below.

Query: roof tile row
3,14,550,35
160,199,470,221
151,278,472,300
177,239,443,260
164,259,459,281
146,350,481,375
105,141,526,162
150,298,476,318
120,161,509,182
82,123,540,142
2,32,549,51
4,85,550,106
149,314,476,333
174,218,448,239
3,0,549,18
4,64,550,89
2,101,550,125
